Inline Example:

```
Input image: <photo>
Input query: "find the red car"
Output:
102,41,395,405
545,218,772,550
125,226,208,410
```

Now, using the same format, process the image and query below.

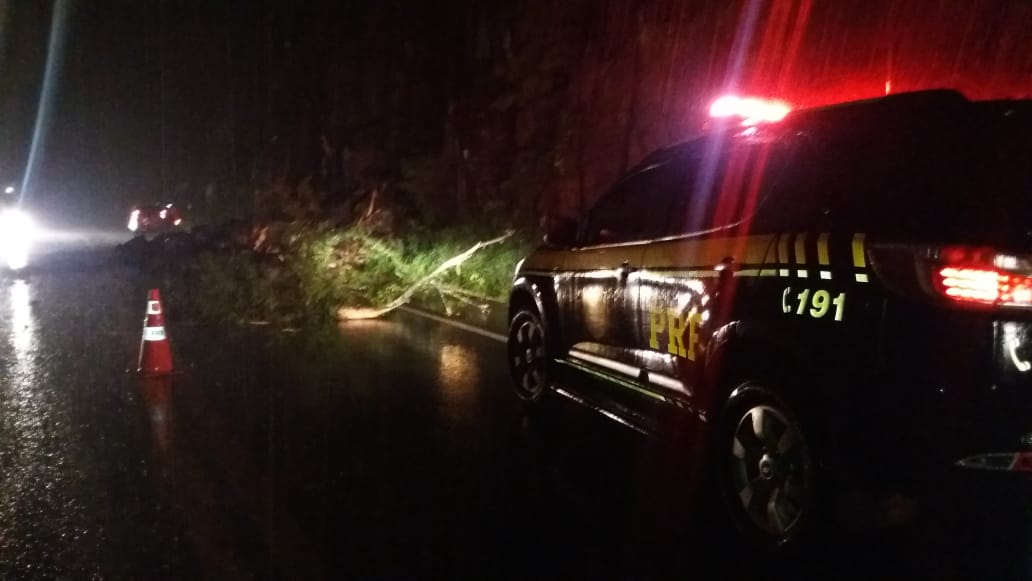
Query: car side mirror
543,216,578,247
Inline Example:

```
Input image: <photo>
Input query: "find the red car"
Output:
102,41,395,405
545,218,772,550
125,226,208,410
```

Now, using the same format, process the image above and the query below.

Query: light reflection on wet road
0,272,191,579
0,277,102,577
0,262,1027,580
0,266,656,580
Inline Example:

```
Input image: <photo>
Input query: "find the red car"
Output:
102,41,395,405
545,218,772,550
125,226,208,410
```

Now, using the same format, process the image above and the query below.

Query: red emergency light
709,96,791,126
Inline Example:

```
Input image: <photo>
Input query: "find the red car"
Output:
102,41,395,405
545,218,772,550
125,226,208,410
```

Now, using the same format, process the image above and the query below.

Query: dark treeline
28,0,1032,229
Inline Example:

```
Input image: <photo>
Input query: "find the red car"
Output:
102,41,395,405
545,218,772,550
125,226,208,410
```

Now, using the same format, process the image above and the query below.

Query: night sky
1,1,161,229
11,1,216,229
10,0,445,230
2,1,1031,230
3,1,262,229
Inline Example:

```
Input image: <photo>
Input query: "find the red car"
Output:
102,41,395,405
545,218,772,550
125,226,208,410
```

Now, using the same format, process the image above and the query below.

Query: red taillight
932,249,1032,307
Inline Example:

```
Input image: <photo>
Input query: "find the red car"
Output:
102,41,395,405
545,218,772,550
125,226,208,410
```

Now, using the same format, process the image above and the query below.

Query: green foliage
163,224,532,325
414,227,533,299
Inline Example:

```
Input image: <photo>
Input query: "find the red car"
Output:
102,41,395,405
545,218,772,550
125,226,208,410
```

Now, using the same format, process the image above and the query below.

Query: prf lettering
649,306,702,360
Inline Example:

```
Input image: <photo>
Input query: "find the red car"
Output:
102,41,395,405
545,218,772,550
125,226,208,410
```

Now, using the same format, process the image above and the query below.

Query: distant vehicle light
4,186,14,195
709,95,791,126
128,204,184,234
0,209,34,270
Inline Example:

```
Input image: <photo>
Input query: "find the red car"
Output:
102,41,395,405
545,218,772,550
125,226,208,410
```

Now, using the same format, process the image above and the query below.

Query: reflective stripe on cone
137,288,174,376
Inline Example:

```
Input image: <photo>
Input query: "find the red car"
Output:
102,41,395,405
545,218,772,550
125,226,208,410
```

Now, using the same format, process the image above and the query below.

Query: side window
668,141,786,236
581,164,680,245
581,184,633,245
750,140,829,234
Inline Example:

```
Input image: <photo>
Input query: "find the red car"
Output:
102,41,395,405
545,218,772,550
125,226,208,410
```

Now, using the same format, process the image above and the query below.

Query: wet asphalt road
1,248,1030,580
0,251,684,580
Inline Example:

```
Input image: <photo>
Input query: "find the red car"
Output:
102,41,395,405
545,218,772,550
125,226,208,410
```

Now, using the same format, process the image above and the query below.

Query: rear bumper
916,467,1032,580
853,313,1032,484
833,366,1032,575
956,451,1032,472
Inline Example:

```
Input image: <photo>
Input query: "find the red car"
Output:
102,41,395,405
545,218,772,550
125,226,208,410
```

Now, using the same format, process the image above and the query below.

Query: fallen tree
337,230,514,320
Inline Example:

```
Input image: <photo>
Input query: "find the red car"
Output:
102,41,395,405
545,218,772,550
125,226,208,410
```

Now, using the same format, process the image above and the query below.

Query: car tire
507,308,549,405
711,381,820,554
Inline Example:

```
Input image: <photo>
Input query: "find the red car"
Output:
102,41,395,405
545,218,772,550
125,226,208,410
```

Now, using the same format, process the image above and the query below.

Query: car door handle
714,257,738,273
715,258,738,286
617,261,638,279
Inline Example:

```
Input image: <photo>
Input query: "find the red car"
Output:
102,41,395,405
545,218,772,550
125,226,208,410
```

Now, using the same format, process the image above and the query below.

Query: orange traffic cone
137,289,174,376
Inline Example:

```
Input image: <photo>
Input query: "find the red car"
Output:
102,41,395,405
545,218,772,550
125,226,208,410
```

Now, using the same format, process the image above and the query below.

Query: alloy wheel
509,315,547,400
729,403,813,538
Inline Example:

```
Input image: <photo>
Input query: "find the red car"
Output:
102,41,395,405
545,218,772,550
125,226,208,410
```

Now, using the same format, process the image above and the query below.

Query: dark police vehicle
506,90,1032,551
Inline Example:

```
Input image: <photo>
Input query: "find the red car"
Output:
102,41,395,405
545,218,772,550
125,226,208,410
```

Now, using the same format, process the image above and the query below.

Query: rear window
759,104,1032,247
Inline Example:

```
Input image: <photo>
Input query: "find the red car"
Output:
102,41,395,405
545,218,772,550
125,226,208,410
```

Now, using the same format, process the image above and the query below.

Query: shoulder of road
398,302,505,343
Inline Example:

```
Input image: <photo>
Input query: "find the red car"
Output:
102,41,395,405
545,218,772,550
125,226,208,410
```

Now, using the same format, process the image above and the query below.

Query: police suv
506,90,1032,550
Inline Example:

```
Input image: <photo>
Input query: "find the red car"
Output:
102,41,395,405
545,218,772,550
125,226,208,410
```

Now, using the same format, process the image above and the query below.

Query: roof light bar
709,96,791,126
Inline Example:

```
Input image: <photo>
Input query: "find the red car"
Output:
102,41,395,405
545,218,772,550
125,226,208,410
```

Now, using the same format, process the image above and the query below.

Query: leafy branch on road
337,230,514,320
137,224,528,326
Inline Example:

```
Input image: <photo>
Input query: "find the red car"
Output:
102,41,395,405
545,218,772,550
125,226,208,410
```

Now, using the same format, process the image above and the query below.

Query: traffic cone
137,289,174,376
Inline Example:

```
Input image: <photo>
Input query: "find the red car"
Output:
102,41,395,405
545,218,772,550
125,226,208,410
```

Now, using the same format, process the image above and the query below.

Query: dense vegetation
145,0,1030,228
114,0,1029,323
136,223,529,325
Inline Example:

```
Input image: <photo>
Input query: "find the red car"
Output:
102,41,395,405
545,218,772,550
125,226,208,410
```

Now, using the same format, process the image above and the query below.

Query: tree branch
337,230,514,320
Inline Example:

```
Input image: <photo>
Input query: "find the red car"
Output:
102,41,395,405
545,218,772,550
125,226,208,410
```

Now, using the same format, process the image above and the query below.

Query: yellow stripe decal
643,234,777,269
734,269,783,278
794,233,806,265
778,234,790,265
852,233,867,268
522,243,646,271
817,233,830,266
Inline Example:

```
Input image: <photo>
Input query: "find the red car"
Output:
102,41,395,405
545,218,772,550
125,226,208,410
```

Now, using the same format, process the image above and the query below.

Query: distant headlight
0,209,34,240
0,209,34,270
